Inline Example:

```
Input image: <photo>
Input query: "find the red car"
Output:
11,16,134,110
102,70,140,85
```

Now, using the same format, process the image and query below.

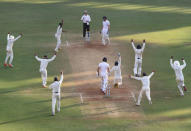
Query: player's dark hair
44,55,48,59
115,61,118,66
143,72,147,76
54,77,58,81
137,45,141,49
103,57,107,62
103,16,107,20
59,22,63,28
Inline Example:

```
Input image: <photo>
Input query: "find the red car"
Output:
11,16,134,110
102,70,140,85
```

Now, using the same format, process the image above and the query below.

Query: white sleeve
181,60,186,69
118,56,121,67
81,15,84,21
170,59,174,69
49,83,54,89
7,34,10,40
110,66,114,73
47,55,56,62
107,20,110,25
35,56,42,62
131,76,142,81
131,42,136,51
13,35,21,42
141,43,146,52
59,74,64,84
148,72,154,79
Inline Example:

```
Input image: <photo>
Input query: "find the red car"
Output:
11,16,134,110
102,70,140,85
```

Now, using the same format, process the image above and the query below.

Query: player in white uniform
81,10,91,38
35,53,56,88
170,56,187,96
49,72,64,116
4,32,22,67
101,16,110,45
97,57,110,94
130,71,155,106
131,39,146,76
55,22,63,52
110,53,122,88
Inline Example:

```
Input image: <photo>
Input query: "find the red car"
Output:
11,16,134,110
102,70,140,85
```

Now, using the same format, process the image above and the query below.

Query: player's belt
137,58,140,59
54,92,59,93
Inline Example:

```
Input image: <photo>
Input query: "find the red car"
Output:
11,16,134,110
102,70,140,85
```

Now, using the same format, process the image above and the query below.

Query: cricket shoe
4,63,7,67
136,103,140,106
8,64,13,68
149,100,152,105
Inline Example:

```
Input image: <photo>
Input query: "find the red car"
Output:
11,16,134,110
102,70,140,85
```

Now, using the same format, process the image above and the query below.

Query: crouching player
110,53,122,88
130,71,155,106
49,72,64,116
170,56,187,96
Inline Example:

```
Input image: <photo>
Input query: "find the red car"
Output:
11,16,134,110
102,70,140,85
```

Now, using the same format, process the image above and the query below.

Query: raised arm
59,72,64,84
148,72,155,79
13,35,21,42
131,40,136,51
118,55,121,67
170,56,174,69
141,40,146,52
35,56,42,62
7,33,10,40
47,55,56,62
181,58,186,69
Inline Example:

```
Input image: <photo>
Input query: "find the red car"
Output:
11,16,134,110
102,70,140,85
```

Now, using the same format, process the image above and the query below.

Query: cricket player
101,16,110,45
130,71,155,106
81,10,91,38
55,22,63,52
131,39,146,76
97,57,110,94
49,72,64,116
4,32,22,67
35,53,57,88
110,53,122,88
170,56,187,96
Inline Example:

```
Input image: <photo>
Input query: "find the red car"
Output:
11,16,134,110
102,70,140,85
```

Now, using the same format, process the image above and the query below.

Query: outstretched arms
7,33,10,40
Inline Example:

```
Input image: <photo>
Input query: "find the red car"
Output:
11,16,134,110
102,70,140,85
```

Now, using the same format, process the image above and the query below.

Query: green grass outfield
0,0,191,130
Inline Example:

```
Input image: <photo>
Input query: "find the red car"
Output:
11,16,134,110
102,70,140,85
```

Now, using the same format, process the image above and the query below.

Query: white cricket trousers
102,29,110,45
52,93,61,115
101,75,108,92
5,51,14,64
40,69,47,86
177,80,184,96
55,35,61,52
137,87,151,105
134,58,142,76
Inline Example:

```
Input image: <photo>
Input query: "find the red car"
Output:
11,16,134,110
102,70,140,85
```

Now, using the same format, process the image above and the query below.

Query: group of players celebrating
2,10,187,115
